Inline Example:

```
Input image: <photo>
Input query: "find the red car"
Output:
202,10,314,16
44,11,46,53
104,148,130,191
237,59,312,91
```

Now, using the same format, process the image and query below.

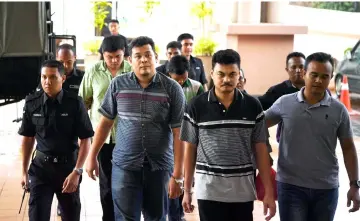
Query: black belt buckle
43,156,67,163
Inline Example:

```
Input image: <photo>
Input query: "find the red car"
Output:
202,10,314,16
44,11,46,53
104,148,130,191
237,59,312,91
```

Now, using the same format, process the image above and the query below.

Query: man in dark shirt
258,52,306,142
37,44,84,95
19,60,94,221
258,52,306,110
98,19,130,60
156,41,182,76
177,33,208,90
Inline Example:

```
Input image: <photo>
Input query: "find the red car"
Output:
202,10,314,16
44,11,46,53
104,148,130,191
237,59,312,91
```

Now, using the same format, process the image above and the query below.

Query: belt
35,150,75,164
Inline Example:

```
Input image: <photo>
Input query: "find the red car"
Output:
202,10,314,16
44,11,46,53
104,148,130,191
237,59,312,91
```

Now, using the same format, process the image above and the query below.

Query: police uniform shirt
189,55,207,85
37,68,84,95
18,90,94,155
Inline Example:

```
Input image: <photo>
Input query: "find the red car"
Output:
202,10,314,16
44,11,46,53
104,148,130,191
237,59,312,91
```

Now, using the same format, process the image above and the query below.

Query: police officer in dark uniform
36,43,85,216
37,43,84,95
19,60,94,221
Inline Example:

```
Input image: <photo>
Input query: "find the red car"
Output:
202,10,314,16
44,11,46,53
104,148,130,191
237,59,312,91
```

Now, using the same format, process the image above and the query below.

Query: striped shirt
180,88,267,202
99,72,186,171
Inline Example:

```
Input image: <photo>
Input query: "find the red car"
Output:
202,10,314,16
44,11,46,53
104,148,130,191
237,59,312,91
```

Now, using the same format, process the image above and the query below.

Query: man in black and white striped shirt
180,49,276,221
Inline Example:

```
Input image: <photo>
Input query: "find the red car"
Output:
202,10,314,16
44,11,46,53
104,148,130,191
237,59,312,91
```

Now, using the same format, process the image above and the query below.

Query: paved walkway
0,102,359,220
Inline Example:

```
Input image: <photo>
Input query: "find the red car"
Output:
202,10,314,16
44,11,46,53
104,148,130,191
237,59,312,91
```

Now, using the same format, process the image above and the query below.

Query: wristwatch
171,175,184,186
73,168,83,175
350,180,360,188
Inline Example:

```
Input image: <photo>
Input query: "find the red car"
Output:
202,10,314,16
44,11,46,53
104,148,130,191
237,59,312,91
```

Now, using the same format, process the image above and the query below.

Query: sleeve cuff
98,108,116,120
170,122,181,128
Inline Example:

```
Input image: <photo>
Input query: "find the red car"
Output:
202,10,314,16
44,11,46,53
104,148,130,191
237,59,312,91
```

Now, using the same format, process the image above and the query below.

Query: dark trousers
277,181,339,221
198,200,254,221
111,163,170,221
168,193,184,221
98,143,115,221
28,154,81,221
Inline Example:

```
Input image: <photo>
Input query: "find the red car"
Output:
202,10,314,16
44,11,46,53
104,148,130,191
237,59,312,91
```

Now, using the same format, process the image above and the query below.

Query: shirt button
223,110,226,113
142,124,144,127
219,102,221,105
143,136,145,138
141,100,144,103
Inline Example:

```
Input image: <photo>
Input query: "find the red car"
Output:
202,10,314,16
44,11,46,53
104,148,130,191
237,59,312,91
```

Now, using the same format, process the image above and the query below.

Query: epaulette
25,90,43,102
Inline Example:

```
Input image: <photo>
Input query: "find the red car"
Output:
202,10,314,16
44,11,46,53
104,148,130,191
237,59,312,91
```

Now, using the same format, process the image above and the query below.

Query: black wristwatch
350,180,360,188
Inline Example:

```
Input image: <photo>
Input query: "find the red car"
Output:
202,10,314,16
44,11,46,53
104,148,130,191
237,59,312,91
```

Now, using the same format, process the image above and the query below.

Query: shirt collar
182,78,191,88
208,87,243,103
43,90,63,105
99,60,127,73
130,72,160,85
296,87,331,106
65,68,78,78
285,80,297,89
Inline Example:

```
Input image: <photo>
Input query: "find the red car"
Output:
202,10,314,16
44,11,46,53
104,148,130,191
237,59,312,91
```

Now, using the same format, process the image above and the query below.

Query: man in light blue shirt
266,52,360,221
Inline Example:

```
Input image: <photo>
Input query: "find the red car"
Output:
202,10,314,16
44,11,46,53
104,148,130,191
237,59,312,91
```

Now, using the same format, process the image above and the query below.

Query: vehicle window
353,46,360,60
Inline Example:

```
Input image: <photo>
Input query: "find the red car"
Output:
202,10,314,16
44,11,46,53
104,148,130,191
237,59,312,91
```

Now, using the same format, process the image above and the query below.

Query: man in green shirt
79,35,132,221
168,55,204,103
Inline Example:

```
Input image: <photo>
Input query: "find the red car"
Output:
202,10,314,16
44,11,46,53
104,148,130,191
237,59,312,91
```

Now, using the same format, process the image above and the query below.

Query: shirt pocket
57,114,75,136
31,116,46,136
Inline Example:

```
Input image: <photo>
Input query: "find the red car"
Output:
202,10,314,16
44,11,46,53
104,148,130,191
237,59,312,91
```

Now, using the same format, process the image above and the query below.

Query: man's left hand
347,187,360,212
62,171,80,193
168,177,182,199
263,193,276,221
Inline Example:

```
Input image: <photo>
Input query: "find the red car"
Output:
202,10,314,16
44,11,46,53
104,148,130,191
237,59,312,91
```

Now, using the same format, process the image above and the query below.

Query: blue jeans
168,193,184,221
111,162,170,221
277,181,339,221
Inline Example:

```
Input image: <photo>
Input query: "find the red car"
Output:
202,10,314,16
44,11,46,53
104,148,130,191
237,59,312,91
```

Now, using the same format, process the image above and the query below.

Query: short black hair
305,52,334,73
212,49,241,69
57,43,75,55
166,41,182,50
168,55,190,75
108,19,119,24
286,52,305,66
128,36,155,56
102,35,126,53
177,33,194,42
41,60,65,75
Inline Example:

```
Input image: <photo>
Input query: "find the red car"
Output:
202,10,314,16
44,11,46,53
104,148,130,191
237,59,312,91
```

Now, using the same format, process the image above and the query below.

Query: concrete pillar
237,0,261,23
231,1,238,23
266,1,290,23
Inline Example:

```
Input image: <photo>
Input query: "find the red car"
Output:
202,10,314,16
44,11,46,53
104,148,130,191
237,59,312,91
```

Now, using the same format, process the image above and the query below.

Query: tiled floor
0,102,360,220
0,149,280,221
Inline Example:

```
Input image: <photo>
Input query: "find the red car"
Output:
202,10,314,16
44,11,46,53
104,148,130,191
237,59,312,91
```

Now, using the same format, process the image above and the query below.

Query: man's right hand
21,173,29,190
86,156,99,181
182,191,195,213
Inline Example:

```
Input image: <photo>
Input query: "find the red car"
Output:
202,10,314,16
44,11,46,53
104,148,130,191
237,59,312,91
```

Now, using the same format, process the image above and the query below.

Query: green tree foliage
312,2,360,12
143,1,160,17
190,1,213,37
92,1,112,36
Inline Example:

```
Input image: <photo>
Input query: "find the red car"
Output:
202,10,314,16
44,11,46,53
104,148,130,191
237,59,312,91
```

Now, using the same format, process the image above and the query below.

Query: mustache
221,83,233,86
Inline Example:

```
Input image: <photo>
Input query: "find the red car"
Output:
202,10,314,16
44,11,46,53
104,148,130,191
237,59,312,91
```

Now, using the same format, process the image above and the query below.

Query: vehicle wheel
335,75,343,97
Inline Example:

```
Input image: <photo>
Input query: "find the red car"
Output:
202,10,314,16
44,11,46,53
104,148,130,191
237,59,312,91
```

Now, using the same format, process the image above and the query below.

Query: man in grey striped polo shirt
181,49,276,221
86,36,186,221
266,52,360,221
